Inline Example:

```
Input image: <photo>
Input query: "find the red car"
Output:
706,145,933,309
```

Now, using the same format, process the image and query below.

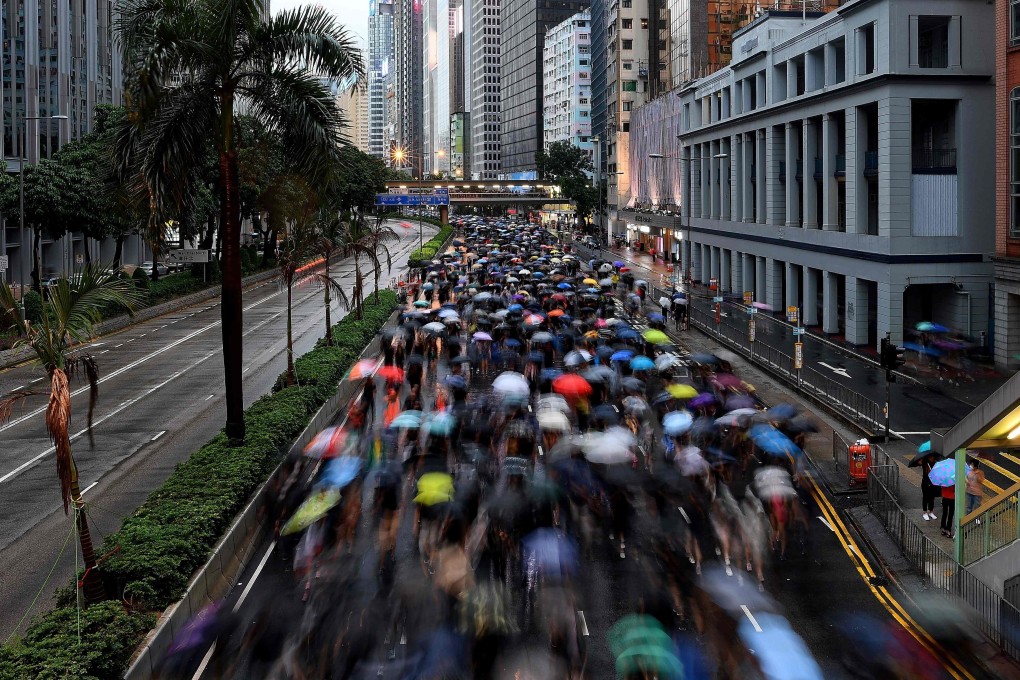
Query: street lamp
18,113,67,295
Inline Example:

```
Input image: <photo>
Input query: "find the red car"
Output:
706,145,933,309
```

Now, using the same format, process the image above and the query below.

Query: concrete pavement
0,221,437,641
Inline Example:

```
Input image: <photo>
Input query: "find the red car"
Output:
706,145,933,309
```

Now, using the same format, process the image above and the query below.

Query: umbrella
319,456,363,489
663,411,694,436
414,472,455,505
610,349,635,362
583,278,599,285
347,358,380,380
621,377,646,393
659,296,671,308
699,565,778,615
928,458,955,486
281,488,342,535
712,373,743,389
647,312,666,324
752,301,772,311
303,426,349,459
473,331,493,341
531,331,555,344
522,528,579,578
688,393,717,409
563,350,590,367
737,613,824,680
422,322,447,335
666,383,698,400
493,371,530,396
724,394,756,411
655,353,684,371
592,404,621,426
916,321,950,333
688,353,719,365
413,300,431,308
377,365,404,383
538,410,571,432
536,394,571,414
676,446,710,476
642,329,670,345
390,410,423,429
582,427,636,464
766,403,798,421
749,424,804,459
553,373,593,398
715,412,753,428
444,374,467,390
630,355,655,371
426,411,457,436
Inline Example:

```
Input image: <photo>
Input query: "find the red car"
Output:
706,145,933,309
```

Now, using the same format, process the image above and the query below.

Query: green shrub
407,226,454,267
22,291,43,324
147,272,209,304
0,602,154,680
131,267,150,290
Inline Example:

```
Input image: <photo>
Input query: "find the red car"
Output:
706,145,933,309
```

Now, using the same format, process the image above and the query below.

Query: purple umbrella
724,394,756,411
613,260,626,268
689,393,717,409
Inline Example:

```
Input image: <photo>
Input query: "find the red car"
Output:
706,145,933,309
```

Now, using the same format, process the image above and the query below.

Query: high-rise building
337,83,371,154
368,0,396,158
423,0,464,175
2,0,125,282
395,0,424,176
995,0,1020,366
468,0,501,179
499,0,587,177
667,0,843,85
542,11,593,157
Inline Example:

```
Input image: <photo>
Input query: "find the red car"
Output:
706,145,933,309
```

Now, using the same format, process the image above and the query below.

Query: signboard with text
375,192,450,206
167,249,210,264
0,255,8,273
794,342,804,369
743,291,753,305
749,319,756,342
787,306,799,324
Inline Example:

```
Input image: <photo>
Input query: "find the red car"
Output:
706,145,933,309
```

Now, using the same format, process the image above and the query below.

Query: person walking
920,454,937,521
966,458,985,520
940,483,955,537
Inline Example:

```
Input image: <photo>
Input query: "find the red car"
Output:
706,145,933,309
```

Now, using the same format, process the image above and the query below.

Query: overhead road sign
167,249,210,263
375,193,450,206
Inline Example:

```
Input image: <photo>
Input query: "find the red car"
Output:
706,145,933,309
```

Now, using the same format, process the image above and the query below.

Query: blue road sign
375,193,450,206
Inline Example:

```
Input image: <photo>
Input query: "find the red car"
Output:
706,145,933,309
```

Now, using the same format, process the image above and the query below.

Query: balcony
778,160,786,184
794,158,803,183
912,148,957,175
749,163,756,183
863,150,878,178
813,157,823,181
835,154,846,178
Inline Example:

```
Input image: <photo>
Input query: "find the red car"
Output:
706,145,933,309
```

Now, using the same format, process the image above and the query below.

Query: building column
845,275,870,346
720,248,731,292
701,244,711,284
877,280,906,348
878,97,912,238
710,142,720,220
755,256,767,304
742,134,754,222
710,246,721,284
756,130,767,224
822,271,840,334
690,240,701,282
732,134,743,222
822,113,839,230
766,258,784,311
700,145,710,219
785,261,801,313
742,253,755,297
766,126,784,226
785,122,800,227
802,266,819,326
730,250,743,294
803,118,818,229
844,106,858,235
721,138,732,221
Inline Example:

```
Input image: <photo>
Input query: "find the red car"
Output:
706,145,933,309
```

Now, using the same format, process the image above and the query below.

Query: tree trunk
323,259,333,347
286,277,295,386
32,228,42,294
83,239,92,265
112,233,124,269
354,259,364,320
219,96,245,443
70,473,106,604
201,213,215,250
150,254,160,281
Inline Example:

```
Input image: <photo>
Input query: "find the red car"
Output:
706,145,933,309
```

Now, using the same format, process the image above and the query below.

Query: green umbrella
642,328,670,345
615,645,684,679
608,614,674,658
414,300,430,308
281,488,341,535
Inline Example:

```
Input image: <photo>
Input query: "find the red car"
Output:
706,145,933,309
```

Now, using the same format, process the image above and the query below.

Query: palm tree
363,216,399,303
311,208,353,346
0,264,144,604
116,0,363,441
337,215,385,321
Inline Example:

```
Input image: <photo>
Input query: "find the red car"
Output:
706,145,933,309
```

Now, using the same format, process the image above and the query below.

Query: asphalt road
0,221,436,641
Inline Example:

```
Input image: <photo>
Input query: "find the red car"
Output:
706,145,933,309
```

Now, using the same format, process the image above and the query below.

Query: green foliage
536,140,593,181
130,267,150,290
100,290,397,610
407,226,454,268
22,291,43,325
147,272,209,304
0,602,154,680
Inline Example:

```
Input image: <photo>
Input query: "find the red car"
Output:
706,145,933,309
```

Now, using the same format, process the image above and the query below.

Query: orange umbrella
548,309,565,318
347,359,380,380
553,373,592,398
377,365,405,383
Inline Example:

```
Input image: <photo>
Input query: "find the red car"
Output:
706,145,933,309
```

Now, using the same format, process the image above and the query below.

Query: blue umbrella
647,312,666,323
444,374,467,390
630,355,655,371
663,411,694,436
540,367,564,381
616,328,639,340
319,456,363,489
523,528,579,579
557,282,572,290
928,458,955,486
749,424,804,459
611,349,635,362
903,342,943,357
426,412,457,436
738,613,824,680
918,440,931,454
390,410,423,429
508,303,523,312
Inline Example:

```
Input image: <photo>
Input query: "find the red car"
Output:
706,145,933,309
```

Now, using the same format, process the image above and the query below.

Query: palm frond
0,279,26,337
66,353,100,446
308,272,352,312
0,390,37,424
249,6,365,84
45,368,74,514
48,263,146,349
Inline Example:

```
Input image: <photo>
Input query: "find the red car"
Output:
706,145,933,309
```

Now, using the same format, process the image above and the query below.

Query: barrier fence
868,469,1020,661
959,481,1020,566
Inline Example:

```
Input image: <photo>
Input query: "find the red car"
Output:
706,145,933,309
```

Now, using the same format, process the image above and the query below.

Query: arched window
1012,87,1020,236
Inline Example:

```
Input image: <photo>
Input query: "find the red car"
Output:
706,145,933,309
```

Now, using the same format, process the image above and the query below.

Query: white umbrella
655,353,683,371
582,426,636,465
659,296,671,308
537,410,571,432
422,322,446,335
492,371,530,396
537,394,571,414
675,446,710,477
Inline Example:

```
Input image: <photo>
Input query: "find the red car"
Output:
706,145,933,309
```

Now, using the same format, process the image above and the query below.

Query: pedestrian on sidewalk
966,458,985,518
940,483,955,537
920,454,937,521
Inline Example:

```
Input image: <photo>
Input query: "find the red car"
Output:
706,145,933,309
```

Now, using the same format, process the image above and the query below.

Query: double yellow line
804,471,976,680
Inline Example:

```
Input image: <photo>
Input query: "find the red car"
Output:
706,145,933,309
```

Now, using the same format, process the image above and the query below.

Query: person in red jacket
940,483,955,537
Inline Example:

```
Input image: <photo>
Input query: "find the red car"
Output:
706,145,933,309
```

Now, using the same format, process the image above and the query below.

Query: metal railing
959,481,1020,566
868,470,1020,661
912,148,957,173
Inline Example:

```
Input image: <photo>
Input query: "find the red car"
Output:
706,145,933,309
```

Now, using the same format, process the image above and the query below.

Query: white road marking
818,362,852,379
890,431,928,436
191,644,216,680
12,385,24,391
818,516,835,532
30,378,42,383
205,394,215,401
740,605,763,633
99,350,109,354
242,367,250,373
114,344,123,348
151,430,166,441
232,541,277,614
576,610,589,636
82,481,99,495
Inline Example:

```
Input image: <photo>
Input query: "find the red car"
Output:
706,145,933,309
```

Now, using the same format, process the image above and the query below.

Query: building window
622,0,631,6
1012,88,1020,236
622,80,637,91
623,62,632,70
622,39,633,50
622,19,632,29
623,101,632,111
917,16,950,68
1014,0,1020,45
641,18,648,30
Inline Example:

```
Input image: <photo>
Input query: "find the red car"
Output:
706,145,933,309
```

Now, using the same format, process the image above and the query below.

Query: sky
272,0,369,51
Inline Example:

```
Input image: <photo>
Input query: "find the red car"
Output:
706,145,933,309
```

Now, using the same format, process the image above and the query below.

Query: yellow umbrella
414,472,455,506
583,278,598,285
666,383,699,400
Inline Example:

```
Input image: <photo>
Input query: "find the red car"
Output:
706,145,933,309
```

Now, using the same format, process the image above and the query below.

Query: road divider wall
407,226,454,268
0,291,399,680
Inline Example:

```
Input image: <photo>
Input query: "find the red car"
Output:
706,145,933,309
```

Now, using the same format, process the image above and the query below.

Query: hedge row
407,225,454,267
0,290,399,680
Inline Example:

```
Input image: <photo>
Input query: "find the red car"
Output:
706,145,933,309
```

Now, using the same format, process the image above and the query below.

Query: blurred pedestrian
966,458,985,518
920,453,937,521
940,482,955,537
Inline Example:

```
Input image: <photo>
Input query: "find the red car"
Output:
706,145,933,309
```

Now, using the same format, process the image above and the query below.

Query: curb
121,306,399,680
0,268,279,371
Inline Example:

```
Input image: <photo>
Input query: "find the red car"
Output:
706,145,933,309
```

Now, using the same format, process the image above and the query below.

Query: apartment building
542,11,594,156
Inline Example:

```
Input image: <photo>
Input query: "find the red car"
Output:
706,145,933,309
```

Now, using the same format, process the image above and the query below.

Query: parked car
138,261,170,277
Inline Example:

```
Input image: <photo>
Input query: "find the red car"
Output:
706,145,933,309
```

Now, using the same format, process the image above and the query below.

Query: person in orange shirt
383,385,400,427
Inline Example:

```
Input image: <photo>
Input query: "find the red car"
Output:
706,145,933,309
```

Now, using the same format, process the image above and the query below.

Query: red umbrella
347,358,380,381
619,267,631,272
553,373,592,398
303,426,349,459
551,293,568,302
377,365,405,383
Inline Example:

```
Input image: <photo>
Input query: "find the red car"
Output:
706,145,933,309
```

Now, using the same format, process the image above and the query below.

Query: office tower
468,0,500,179
368,0,395,158
395,0,424,176
337,82,371,153
542,11,593,156
499,0,587,177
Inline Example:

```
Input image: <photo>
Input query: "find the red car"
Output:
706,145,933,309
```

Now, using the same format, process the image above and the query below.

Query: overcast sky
272,0,369,51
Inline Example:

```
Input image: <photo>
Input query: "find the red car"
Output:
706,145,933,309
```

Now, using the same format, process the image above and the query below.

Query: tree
311,208,353,346
331,146,388,216
336,215,384,320
117,0,364,441
363,216,398,302
561,174,600,228
536,141,593,181
0,264,144,604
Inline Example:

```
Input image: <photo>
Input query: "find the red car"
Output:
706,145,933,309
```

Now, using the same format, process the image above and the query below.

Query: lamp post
19,113,68,295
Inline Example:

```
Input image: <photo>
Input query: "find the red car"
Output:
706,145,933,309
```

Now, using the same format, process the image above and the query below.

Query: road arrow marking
818,516,835,532
818,362,851,378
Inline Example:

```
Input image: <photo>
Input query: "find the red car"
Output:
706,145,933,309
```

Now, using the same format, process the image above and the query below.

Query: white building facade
542,11,593,156
671,1,994,349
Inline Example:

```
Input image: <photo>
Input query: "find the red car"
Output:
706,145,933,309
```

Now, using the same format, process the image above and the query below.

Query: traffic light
880,337,906,380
